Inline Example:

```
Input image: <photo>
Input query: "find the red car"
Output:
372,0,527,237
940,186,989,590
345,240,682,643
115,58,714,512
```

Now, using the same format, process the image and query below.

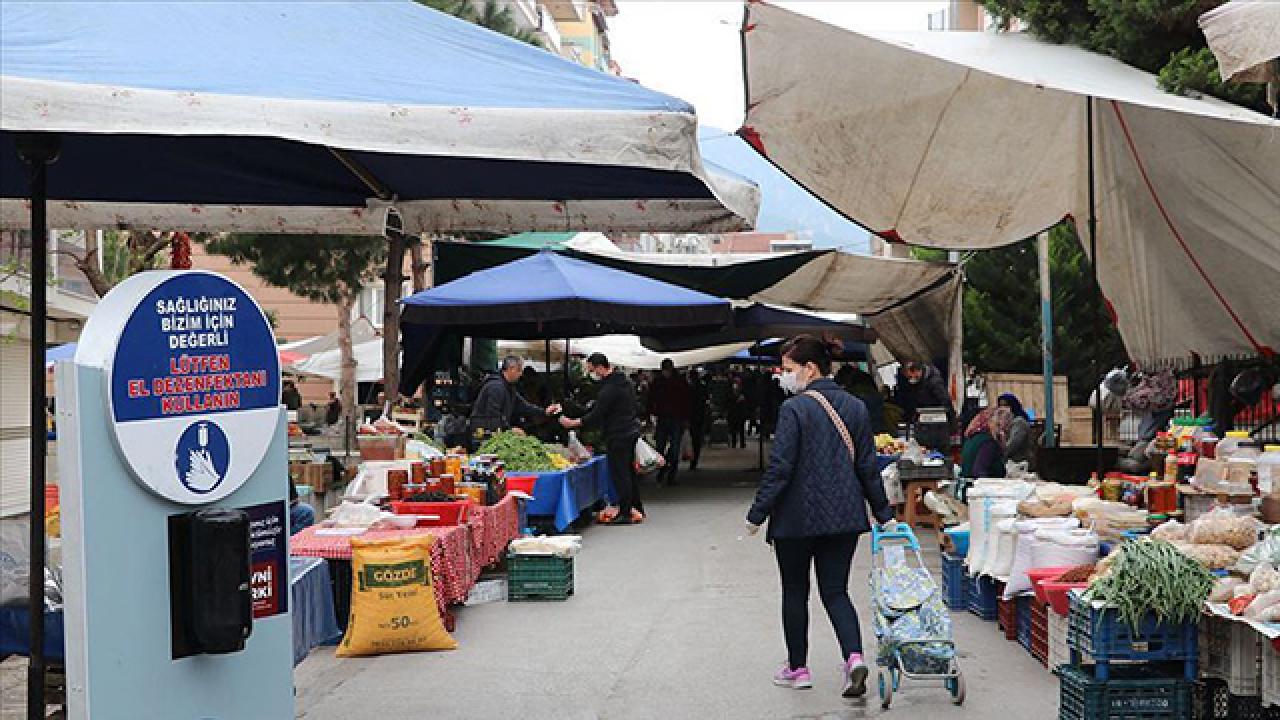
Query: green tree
953,226,1127,404
201,234,386,426
416,0,543,46
982,0,1268,113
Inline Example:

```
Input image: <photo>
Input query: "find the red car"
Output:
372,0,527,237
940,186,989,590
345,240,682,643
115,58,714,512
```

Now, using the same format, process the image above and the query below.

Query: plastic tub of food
1028,566,1073,605
1042,579,1090,617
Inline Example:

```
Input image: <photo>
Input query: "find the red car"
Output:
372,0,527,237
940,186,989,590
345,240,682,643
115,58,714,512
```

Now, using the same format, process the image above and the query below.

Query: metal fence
1117,353,1278,444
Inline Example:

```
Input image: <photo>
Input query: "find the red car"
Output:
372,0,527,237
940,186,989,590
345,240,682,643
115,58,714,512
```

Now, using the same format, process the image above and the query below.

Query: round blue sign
175,420,231,495
93,271,282,504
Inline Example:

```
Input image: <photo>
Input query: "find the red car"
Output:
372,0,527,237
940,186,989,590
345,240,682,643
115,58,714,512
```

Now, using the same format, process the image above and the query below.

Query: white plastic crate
1202,615,1262,696
1263,632,1280,708
1049,608,1091,670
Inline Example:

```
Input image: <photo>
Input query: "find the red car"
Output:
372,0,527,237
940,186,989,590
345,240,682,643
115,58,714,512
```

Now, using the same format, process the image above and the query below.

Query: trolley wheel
947,671,966,705
879,671,893,709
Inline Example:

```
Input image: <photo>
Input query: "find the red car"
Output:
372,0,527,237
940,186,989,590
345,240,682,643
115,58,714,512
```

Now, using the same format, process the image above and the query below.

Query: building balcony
545,0,588,23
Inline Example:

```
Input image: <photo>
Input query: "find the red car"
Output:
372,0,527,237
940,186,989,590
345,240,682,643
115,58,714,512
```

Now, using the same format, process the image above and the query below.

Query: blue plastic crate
968,574,998,621
1017,595,1033,648
940,553,968,610
1067,592,1197,681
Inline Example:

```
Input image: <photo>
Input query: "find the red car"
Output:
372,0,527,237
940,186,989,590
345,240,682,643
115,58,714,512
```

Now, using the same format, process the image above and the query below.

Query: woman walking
745,336,897,698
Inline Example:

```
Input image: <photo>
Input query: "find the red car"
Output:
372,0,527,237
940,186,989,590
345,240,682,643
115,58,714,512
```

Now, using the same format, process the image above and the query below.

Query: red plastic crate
389,499,472,526
1032,598,1050,667
999,594,1020,642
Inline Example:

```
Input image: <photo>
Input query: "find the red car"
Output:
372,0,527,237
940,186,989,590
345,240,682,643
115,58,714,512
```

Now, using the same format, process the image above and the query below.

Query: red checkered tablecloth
291,495,522,618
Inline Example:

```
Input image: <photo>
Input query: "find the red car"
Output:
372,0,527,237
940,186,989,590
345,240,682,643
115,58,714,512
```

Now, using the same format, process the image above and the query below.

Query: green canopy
476,232,577,250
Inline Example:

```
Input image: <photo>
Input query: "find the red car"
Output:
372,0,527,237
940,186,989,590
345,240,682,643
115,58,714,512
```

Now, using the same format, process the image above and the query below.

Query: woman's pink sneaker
842,653,869,698
773,665,813,689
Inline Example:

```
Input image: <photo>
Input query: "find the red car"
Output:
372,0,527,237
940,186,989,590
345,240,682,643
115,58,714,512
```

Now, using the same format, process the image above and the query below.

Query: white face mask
779,370,803,395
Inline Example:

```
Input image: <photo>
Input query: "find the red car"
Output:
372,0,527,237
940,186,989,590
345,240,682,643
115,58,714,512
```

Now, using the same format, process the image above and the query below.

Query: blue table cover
0,606,64,662
523,455,615,531
876,454,899,474
291,556,340,665
0,559,338,666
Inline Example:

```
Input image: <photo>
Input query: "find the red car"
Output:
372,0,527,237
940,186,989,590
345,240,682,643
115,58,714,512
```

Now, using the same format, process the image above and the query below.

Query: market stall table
291,494,520,632
0,559,340,668
290,556,341,665
523,455,616,532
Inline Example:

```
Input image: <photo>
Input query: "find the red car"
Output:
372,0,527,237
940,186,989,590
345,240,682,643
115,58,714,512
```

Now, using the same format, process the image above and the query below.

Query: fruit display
876,433,906,455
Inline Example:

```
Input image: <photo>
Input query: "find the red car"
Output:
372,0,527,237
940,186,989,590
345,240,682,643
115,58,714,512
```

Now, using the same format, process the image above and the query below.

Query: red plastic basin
1042,580,1089,617
390,500,472,527
1027,566,1073,604
506,475,537,497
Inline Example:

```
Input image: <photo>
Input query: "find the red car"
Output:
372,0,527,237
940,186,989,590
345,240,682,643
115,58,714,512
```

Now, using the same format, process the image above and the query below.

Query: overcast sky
610,2,948,129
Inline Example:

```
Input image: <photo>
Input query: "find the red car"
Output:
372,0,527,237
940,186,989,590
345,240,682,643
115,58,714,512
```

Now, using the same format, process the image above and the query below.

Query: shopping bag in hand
634,437,665,475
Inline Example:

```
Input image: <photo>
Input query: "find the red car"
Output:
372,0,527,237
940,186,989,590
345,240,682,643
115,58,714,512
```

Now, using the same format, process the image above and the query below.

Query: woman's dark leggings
773,533,862,669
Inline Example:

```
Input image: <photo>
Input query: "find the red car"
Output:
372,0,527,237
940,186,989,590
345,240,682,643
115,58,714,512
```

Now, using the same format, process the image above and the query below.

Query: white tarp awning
1199,1,1280,83
742,3,1280,362
279,317,379,358
290,336,387,384
566,241,958,365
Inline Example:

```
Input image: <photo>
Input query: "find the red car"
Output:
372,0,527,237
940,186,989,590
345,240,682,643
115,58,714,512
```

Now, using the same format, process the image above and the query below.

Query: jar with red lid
387,468,409,501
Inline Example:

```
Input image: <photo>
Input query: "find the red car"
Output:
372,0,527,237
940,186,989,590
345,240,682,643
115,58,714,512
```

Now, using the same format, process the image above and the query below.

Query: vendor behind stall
468,356,560,444
896,361,954,430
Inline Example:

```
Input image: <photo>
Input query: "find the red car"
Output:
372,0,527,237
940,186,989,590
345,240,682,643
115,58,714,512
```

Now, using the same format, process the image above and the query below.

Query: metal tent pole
17,132,59,720
1086,96,1103,479
1038,231,1056,447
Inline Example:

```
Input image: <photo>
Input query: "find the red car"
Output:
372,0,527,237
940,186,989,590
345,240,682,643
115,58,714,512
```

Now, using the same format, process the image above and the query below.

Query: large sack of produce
1030,528,1098,573
1003,518,1080,599
336,535,457,657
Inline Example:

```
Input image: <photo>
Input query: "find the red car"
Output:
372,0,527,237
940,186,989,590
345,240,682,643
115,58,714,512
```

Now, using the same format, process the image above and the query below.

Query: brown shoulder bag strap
804,390,856,466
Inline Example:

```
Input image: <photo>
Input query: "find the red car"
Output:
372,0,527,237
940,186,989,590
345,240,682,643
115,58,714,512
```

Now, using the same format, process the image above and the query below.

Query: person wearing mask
746,336,897,698
959,406,1013,479
324,391,342,426
687,369,710,471
648,358,691,485
998,393,1033,465
469,356,560,443
561,354,645,525
897,360,954,428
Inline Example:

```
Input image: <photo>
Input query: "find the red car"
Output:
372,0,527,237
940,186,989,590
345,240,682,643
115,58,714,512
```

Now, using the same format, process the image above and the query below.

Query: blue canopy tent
1,1,757,235
398,251,733,394
1,3,758,709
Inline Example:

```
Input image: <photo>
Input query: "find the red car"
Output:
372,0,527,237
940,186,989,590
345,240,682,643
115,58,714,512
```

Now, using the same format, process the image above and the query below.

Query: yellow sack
336,535,457,657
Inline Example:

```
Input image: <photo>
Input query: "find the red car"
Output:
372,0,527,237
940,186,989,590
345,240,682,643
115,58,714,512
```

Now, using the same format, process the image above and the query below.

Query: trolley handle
870,524,920,553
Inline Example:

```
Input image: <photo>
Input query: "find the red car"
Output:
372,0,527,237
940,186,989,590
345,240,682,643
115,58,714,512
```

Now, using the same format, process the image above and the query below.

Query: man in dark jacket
686,369,709,471
468,356,559,444
647,358,690,485
896,361,954,428
561,353,644,525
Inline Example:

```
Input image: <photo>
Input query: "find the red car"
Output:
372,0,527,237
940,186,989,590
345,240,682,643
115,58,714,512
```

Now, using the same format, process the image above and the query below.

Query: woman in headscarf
997,393,1033,465
959,406,1013,478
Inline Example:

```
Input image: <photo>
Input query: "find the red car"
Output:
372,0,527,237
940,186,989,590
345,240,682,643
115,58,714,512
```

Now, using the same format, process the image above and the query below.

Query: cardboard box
289,462,334,493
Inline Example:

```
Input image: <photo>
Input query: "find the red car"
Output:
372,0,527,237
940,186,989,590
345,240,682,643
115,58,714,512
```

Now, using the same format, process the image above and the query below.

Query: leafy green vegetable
478,431,556,471
1084,539,1214,632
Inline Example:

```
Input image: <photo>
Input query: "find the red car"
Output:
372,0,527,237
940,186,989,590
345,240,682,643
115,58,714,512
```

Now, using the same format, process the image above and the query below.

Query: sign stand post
54,270,294,719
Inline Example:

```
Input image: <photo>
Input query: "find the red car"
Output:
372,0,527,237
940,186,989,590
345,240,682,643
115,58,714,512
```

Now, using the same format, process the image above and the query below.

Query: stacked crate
940,553,968,610
1200,613,1280,719
1054,591,1198,719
